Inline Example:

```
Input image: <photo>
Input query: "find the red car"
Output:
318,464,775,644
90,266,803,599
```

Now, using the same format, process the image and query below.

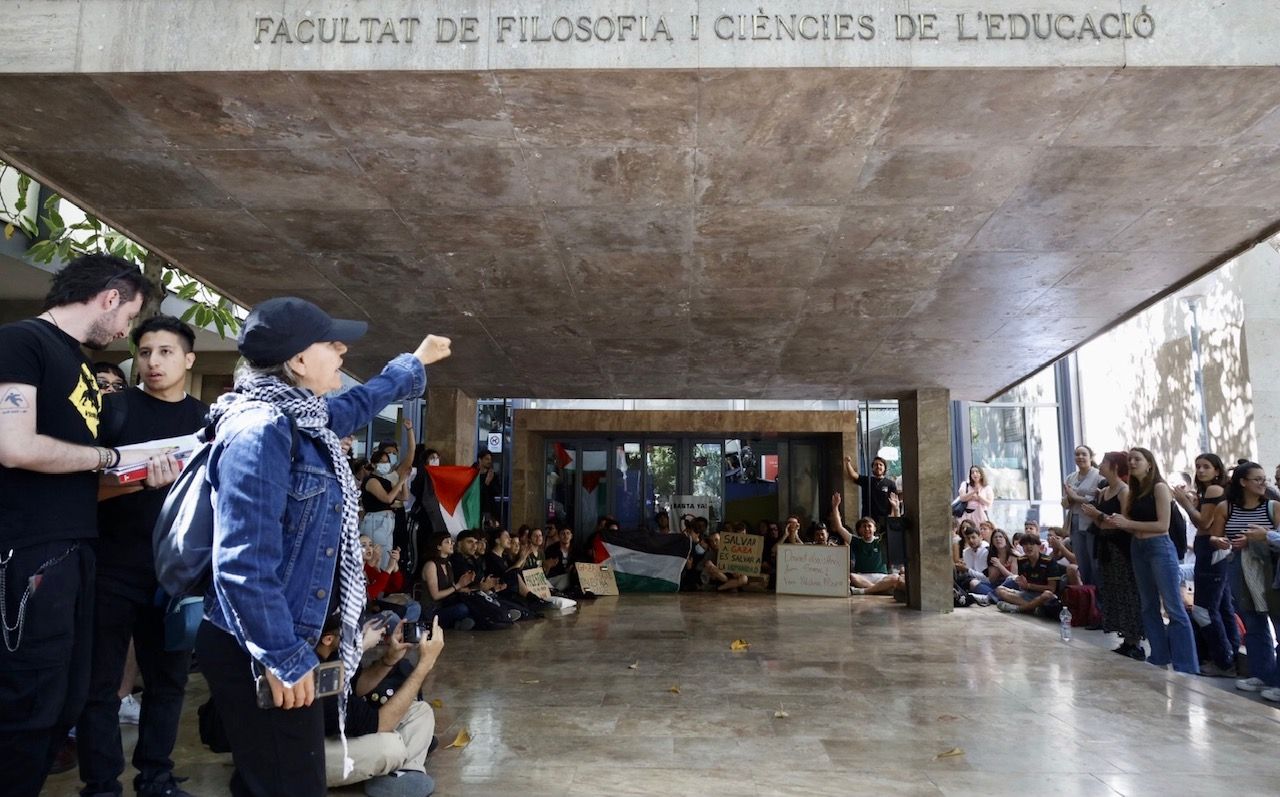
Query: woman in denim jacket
193,297,451,797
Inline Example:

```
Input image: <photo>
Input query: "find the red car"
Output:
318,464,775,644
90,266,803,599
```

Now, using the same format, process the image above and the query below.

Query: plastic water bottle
1059,606,1073,642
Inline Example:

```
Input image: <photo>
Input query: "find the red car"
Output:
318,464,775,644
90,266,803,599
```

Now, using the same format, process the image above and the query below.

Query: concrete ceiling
2,67,1279,399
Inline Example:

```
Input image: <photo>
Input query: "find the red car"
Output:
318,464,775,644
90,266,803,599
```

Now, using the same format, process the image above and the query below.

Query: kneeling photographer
318,610,444,797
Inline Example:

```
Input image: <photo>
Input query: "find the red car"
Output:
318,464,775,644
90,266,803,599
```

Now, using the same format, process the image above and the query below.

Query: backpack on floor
1064,584,1102,627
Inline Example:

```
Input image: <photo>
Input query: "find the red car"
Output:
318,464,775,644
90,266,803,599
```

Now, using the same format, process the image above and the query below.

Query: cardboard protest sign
575,562,619,596
522,567,552,600
718,532,763,576
775,545,849,597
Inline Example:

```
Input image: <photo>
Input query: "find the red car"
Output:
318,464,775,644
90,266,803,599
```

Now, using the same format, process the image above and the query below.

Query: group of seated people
951,518,1082,613
669,492,907,596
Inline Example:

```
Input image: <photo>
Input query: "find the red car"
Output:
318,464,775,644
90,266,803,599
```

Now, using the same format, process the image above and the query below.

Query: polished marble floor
43,595,1280,796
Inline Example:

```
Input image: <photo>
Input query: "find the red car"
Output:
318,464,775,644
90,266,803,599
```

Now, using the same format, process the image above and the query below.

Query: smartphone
255,660,345,709
401,622,432,644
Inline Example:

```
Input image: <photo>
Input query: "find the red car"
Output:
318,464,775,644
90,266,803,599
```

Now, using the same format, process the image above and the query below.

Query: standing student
78,316,208,797
1062,445,1103,587
0,255,174,797
1211,461,1280,697
956,465,994,528
195,296,450,797
843,454,899,535
1081,452,1145,660
1176,453,1238,677
1100,448,1199,674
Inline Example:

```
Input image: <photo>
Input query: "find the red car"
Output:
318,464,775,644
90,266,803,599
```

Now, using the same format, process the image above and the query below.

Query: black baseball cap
237,297,367,366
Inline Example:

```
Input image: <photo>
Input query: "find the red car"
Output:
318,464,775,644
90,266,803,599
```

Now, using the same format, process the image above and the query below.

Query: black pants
78,573,191,795
0,540,94,797
194,622,326,797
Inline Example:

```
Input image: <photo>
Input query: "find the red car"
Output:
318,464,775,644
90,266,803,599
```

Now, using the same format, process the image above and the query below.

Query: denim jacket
203,353,425,684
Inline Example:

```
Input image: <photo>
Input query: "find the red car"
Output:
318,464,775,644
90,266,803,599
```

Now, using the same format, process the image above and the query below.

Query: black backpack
152,417,299,599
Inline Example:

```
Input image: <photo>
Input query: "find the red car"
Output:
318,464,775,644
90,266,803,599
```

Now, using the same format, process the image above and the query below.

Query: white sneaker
1236,677,1267,692
849,587,867,595
968,593,991,606
1261,687,1280,703
118,693,141,725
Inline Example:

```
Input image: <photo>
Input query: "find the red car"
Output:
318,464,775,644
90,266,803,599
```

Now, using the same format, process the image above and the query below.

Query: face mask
375,463,392,476
427,456,440,466
694,544,705,556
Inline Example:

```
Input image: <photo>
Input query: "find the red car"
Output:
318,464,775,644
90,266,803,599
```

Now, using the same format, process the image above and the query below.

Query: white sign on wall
667,495,712,523
487,432,503,453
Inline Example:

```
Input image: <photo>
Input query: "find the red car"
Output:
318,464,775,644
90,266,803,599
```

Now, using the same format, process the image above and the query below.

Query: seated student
420,532,476,630
1045,526,1080,575
995,535,1080,615
955,525,994,604
986,528,1020,589
484,527,541,607
780,514,805,545
544,524,576,591
320,613,444,795
830,493,904,595
810,522,837,546
699,531,750,592
362,535,406,602
680,522,705,592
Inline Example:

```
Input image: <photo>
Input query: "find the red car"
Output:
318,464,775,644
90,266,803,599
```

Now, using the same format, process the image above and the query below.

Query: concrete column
899,388,954,612
425,388,476,467
1239,241,1280,471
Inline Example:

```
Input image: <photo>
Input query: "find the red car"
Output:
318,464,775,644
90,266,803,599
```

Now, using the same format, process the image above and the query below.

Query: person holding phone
1210,461,1280,698
194,296,451,797
318,613,444,795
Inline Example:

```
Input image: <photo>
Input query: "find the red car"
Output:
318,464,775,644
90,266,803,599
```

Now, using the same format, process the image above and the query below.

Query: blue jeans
1229,559,1280,686
1131,536,1199,673
1192,536,1238,670
428,601,471,630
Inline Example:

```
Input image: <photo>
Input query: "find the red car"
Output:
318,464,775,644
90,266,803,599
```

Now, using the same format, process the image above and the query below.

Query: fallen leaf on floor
936,714,960,722
627,661,639,670
429,699,443,709
774,705,789,719
519,679,540,684
446,728,471,749
935,747,965,759
729,639,750,651
668,686,681,694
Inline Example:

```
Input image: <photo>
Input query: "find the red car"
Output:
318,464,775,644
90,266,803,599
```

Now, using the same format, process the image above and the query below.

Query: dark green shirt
849,536,887,574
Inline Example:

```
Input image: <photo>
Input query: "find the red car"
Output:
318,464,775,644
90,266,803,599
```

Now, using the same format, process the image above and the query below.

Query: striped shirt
1224,502,1272,537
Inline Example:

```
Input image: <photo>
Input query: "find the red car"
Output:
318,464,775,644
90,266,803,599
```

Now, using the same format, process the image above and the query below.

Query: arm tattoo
0,388,31,414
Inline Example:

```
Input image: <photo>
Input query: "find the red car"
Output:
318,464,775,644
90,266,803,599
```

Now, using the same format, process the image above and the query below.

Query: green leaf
161,270,173,286
213,313,226,338
14,174,29,213
25,239,56,263
3,223,12,240
180,306,198,322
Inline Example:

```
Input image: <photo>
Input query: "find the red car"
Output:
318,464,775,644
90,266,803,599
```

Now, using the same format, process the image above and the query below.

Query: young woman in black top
420,532,475,630
1099,448,1198,674
1081,452,1145,659
1176,453,1238,676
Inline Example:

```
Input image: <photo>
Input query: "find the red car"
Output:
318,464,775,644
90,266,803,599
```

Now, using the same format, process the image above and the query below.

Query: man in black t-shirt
995,541,1066,616
844,455,900,529
320,614,444,793
77,316,208,797
0,255,171,797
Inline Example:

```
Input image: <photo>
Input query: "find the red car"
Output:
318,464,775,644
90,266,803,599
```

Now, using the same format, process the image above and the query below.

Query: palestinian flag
426,465,480,536
593,529,691,593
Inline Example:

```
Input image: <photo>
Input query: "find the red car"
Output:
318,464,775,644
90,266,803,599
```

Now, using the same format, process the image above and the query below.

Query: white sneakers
119,693,141,725
1261,687,1280,703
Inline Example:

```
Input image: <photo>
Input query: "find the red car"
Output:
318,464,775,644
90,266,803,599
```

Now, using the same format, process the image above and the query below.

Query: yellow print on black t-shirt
68,362,101,438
